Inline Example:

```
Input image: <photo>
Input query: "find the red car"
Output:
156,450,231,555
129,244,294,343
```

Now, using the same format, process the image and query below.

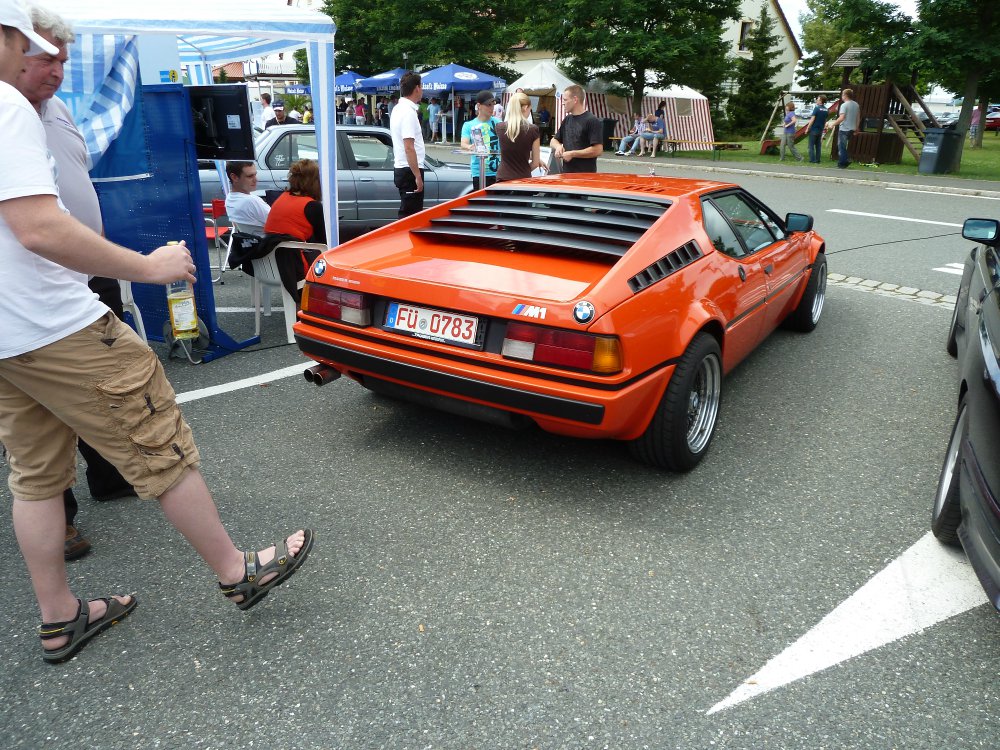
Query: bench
607,137,745,159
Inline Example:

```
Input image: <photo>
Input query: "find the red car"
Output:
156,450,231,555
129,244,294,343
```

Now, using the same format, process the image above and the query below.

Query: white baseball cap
0,0,59,56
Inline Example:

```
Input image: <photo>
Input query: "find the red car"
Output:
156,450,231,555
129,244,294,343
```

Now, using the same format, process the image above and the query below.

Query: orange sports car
294,174,827,470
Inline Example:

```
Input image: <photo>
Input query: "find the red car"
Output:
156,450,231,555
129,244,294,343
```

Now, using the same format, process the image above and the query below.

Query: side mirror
962,218,1000,246
785,213,814,233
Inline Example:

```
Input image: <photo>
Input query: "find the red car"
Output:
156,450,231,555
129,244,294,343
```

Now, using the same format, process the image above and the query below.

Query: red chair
204,199,232,282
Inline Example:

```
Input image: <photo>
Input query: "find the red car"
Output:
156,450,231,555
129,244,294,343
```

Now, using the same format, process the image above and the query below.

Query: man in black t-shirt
550,84,603,173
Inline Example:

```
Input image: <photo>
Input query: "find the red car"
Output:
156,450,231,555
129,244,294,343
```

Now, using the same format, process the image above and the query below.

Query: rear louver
627,240,704,293
411,186,670,262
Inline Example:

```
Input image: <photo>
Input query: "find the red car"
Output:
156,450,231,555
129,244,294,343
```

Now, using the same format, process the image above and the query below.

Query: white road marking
933,263,965,276
214,306,260,313
708,532,988,715
175,363,306,404
827,209,962,228
887,187,1000,201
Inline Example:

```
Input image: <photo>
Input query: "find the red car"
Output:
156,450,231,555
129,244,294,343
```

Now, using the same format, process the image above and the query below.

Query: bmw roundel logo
573,301,595,324
313,259,326,277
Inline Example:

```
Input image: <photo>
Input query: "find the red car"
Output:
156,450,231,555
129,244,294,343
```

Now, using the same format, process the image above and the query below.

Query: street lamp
402,52,408,70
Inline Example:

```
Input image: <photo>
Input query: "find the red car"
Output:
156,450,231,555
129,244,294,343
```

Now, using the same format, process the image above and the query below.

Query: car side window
348,135,393,170
713,193,777,254
265,133,318,169
701,200,746,258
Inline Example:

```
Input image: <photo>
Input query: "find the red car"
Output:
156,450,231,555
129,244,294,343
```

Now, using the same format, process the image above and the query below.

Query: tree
797,0,864,91
726,6,785,136
322,0,523,78
294,49,309,84
523,0,740,113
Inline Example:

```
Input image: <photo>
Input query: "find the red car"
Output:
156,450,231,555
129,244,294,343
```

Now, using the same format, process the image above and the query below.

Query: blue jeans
808,131,822,162
838,129,854,167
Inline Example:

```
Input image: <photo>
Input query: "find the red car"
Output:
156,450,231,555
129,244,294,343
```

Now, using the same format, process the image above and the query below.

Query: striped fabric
59,35,140,169
548,93,716,151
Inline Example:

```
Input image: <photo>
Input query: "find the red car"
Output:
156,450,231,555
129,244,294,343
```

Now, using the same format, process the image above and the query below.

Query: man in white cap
0,0,313,663
15,3,137,563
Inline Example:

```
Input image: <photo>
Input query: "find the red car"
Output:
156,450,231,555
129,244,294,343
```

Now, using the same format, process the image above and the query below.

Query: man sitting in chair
224,161,270,234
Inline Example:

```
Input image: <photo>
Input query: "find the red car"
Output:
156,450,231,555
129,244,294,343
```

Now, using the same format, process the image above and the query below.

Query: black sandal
220,529,315,611
39,596,138,664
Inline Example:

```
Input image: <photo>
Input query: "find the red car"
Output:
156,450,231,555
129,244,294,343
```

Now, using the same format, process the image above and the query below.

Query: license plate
385,302,481,347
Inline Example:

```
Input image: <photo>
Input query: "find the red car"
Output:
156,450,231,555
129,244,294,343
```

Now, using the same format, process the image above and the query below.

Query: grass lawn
664,131,1000,181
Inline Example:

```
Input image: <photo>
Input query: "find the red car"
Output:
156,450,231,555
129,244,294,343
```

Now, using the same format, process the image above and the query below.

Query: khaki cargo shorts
0,312,200,501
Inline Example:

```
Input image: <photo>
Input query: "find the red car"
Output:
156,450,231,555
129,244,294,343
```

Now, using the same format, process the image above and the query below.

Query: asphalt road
2,171,999,749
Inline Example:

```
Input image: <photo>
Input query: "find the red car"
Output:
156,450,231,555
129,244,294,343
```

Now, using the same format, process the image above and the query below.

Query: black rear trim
411,187,671,262
297,337,606,425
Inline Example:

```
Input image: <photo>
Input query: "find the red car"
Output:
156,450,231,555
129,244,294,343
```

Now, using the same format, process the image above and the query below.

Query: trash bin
601,118,617,150
919,128,963,174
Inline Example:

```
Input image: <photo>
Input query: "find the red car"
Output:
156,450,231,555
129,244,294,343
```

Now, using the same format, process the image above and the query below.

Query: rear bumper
298,335,605,425
295,322,671,439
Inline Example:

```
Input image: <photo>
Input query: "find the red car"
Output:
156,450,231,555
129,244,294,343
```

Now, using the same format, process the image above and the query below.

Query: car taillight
302,283,371,326
502,322,622,374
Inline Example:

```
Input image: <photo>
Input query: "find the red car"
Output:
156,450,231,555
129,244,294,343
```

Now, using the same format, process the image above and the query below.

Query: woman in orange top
264,159,326,244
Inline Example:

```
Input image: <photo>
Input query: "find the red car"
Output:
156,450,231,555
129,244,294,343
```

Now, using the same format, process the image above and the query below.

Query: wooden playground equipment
760,48,941,164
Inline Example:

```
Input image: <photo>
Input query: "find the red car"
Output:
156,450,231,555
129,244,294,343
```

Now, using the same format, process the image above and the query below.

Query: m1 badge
313,259,326,277
573,301,595,324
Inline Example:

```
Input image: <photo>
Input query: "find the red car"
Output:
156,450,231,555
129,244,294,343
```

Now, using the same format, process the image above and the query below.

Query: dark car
934,218,1000,610
199,125,473,233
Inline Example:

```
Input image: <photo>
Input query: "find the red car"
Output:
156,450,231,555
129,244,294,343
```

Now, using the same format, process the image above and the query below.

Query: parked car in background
934,217,1000,612
294,174,827,471
984,112,1000,132
199,125,473,233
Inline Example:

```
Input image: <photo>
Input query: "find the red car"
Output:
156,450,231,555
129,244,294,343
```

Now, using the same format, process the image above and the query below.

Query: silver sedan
199,124,473,233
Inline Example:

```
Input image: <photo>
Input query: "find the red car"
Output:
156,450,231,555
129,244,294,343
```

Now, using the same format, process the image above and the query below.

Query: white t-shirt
41,96,102,234
390,97,425,169
225,190,270,230
0,82,106,359
259,104,275,130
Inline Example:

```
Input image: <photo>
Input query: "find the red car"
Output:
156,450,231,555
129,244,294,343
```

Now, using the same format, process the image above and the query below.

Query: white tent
44,0,339,242
505,61,577,96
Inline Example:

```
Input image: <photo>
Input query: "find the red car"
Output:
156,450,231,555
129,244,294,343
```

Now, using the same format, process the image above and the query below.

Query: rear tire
629,333,722,472
783,254,827,333
932,399,967,546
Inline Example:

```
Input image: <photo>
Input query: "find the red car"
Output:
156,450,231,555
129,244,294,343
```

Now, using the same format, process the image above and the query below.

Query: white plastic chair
251,241,324,345
231,220,271,314
119,279,147,343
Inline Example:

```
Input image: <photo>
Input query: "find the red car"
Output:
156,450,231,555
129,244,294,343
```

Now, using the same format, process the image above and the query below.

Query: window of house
739,21,754,51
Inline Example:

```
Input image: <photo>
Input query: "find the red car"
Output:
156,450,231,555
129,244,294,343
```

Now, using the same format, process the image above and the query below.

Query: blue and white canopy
421,64,505,93
334,70,363,94
355,68,407,94
42,0,340,245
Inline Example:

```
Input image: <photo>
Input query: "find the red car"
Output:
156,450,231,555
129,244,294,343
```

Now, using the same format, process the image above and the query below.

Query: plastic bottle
166,243,199,340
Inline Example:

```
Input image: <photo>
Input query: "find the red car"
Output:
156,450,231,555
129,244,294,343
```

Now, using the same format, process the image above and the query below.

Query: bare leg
158,468,307,595
12,495,128,650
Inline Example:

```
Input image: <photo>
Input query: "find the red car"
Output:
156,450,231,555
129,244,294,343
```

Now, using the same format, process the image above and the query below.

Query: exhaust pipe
304,364,340,386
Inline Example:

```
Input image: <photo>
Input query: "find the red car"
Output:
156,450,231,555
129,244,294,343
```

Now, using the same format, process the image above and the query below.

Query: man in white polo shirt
389,70,425,218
